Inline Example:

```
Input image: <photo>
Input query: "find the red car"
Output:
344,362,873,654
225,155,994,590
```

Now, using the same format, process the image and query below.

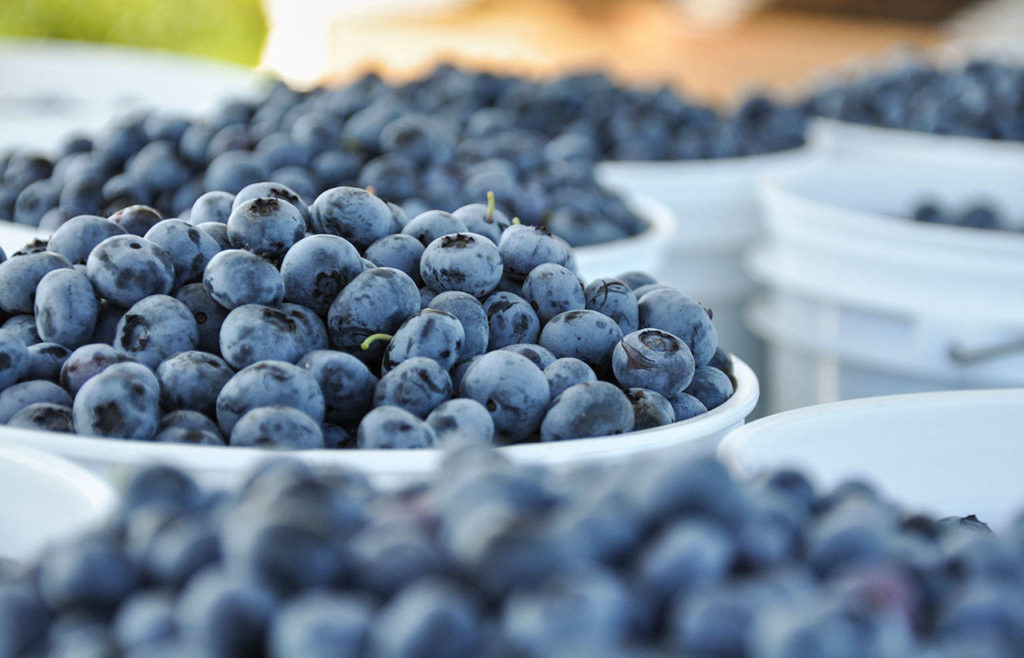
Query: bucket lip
718,387,1024,479
0,356,758,485
809,117,1024,157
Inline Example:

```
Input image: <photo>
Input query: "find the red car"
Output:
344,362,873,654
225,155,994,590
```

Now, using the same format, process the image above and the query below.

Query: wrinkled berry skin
227,196,306,259
215,360,325,436
156,351,234,416
383,309,465,372
420,232,503,298
113,295,199,370
72,362,161,439
219,304,309,370
626,387,676,430
230,406,324,449
86,235,174,308
326,267,420,361
373,356,452,418
357,406,438,449
34,268,100,349
311,186,396,249
540,381,635,441
280,235,363,316
612,328,695,398
0,251,73,315
298,350,378,425
638,288,718,367
202,249,284,310
460,350,550,443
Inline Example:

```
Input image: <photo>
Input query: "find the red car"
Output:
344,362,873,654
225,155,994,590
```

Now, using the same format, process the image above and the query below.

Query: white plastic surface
719,389,1024,531
0,221,44,255
810,117,1024,169
750,155,1024,412
0,442,115,561
0,38,265,154
0,358,757,490
573,192,675,283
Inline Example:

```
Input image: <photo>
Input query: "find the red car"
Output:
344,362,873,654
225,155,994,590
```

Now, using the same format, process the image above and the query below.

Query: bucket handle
948,337,1024,365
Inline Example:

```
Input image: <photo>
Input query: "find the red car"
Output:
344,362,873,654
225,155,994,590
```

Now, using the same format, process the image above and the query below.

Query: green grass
0,0,268,66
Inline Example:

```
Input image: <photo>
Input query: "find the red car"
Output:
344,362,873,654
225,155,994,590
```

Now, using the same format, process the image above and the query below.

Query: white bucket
0,442,115,561
572,192,676,283
0,357,757,490
596,149,822,413
0,38,265,154
0,221,44,254
719,389,1024,531
749,155,1024,413
809,117,1024,169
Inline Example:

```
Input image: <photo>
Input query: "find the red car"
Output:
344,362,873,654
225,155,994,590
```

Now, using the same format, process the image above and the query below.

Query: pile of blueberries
0,65,806,248
0,182,734,449
806,58,1024,141
3,448,1023,657
912,201,1022,233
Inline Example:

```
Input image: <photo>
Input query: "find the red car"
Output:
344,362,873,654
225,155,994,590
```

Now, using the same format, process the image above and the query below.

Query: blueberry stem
511,216,521,225
486,191,495,223
361,333,393,350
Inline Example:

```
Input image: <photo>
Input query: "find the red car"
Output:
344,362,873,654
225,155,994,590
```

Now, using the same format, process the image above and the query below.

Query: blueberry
0,585,48,657
584,277,639,334
638,288,718,366
218,304,305,369
108,204,163,237
281,302,330,355
418,232,503,299
358,153,419,200
33,268,100,348
298,350,378,425
685,366,734,410
426,398,495,446
72,362,161,439
483,291,540,349
202,249,284,309
364,234,426,284
497,224,572,281
636,519,736,611
460,350,549,442
708,346,734,379
452,199,511,244
383,308,465,372
112,590,177,650
520,264,587,329
380,114,456,165
226,196,306,259
0,330,30,390
357,406,438,449
0,379,72,422
142,516,220,587
113,295,198,369
350,522,445,598
157,410,222,437
501,343,556,370
174,283,229,354
8,400,73,432
24,341,71,381
625,387,676,430
666,391,708,422
144,219,221,289
155,351,233,416
402,210,468,246
280,234,363,315
233,181,311,226
37,537,138,612
153,426,224,446
59,343,132,395
539,309,623,375
310,186,396,250
215,360,325,436
611,328,695,398
13,178,58,226
230,406,324,449
428,291,489,360
86,235,174,308
190,191,235,225
326,267,420,361
175,567,275,658
1,315,40,346
373,356,452,418
0,251,73,315
269,592,373,658
540,381,634,441
542,357,597,399
203,150,267,194
370,579,482,658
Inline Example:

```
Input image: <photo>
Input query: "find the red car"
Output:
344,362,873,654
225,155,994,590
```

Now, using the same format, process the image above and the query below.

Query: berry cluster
807,59,1024,141
912,201,1022,232
1,448,1020,657
0,184,733,449
0,65,805,249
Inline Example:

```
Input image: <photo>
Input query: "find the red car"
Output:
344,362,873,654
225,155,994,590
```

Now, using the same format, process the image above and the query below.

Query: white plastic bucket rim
0,442,116,561
718,388,1024,530
572,191,676,281
0,357,758,490
809,117,1024,167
